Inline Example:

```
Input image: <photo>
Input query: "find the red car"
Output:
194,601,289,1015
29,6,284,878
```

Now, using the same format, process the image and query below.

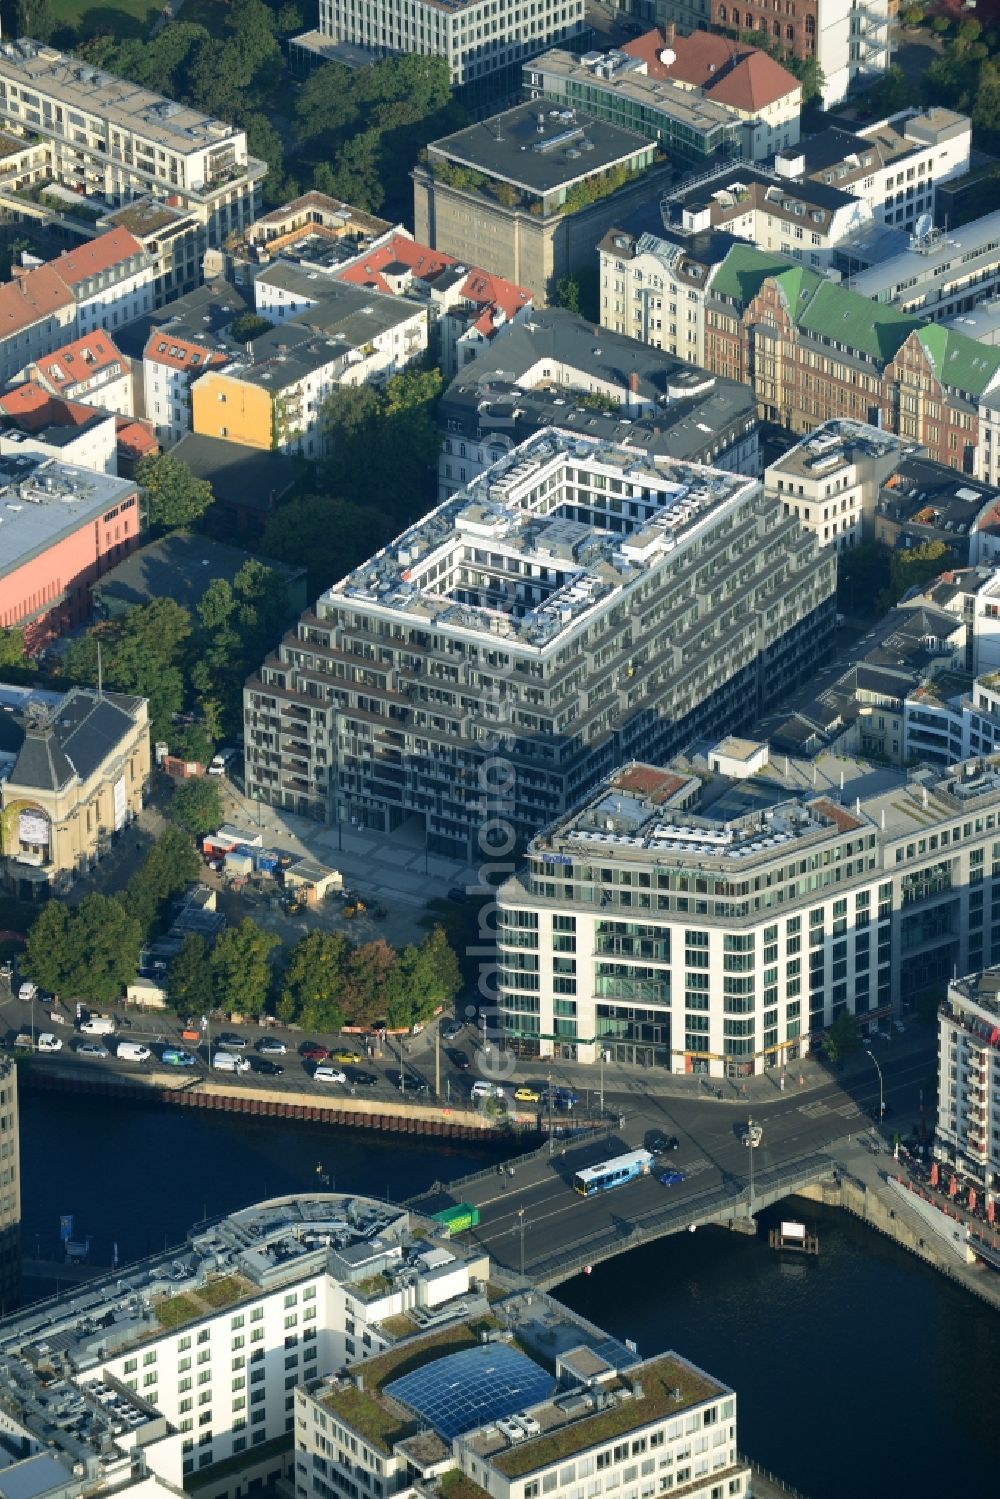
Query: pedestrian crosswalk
798,1100,830,1118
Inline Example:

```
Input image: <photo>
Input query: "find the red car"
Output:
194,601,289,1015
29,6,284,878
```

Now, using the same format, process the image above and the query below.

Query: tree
381,926,460,1031
135,453,214,531
228,311,274,344
888,539,953,601
866,65,916,116
169,777,223,836
167,934,215,1017
63,598,193,742
261,494,388,598
341,939,397,1027
278,930,350,1030
210,918,279,1017
553,275,581,315
0,628,25,667
120,826,201,936
15,0,57,42
824,1009,861,1064
837,540,890,617
790,55,826,105
23,894,141,1003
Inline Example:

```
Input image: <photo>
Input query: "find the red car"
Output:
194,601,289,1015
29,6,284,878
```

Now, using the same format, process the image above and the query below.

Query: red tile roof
0,381,106,432
116,415,158,458
338,232,531,331
32,331,125,391
51,226,144,285
623,28,799,111
144,328,227,373
0,264,74,336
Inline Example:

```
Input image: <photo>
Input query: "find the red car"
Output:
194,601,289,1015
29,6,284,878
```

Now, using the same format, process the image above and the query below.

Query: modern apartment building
413,103,668,304
703,244,1000,476
524,28,801,167
0,452,143,649
438,307,758,496
315,0,586,89
302,1309,750,1499
776,108,971,234
0,37,265,244
244,428,834,853
937,968,1000,1195
657,0,890,107
0,681,149,896
495,745,1000,1072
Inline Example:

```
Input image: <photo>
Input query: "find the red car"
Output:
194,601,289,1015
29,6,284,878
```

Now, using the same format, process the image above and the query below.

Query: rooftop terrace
325,429,755,651
767,419,912,482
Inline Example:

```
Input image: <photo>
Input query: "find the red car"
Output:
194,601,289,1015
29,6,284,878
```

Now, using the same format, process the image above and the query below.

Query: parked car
514,1085,541,1104
37,1033,62,1052
217,1032,248,1050
18,982,38,1002
440,1018,463,1041
346,1068,378,1087
388,1070,430,1095
447,1048,471,1071
76,1040,110,1058
161,1048,196,1067
213,1051,250,1074
471,1079,504,1100
256,1037,287,1055
313,1065,347,1084
0,961,13,980
330,1048,359,1064
300,1042,329,1061
249,1057,284,1077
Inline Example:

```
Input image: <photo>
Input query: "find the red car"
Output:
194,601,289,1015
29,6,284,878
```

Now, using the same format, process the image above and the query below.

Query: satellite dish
659,46,676,64
914,212,933,240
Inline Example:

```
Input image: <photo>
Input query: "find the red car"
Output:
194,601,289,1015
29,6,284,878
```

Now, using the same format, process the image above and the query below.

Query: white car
18,982,38,1002
37,1033,62,1052
313,1065,347,1084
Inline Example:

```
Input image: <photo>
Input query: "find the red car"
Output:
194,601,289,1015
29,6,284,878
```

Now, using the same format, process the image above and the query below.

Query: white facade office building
316,0,586,88
496,748,1000,1075
0,38,265,245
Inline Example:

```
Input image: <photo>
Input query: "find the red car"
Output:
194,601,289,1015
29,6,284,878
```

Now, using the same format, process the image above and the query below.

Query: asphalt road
420,1043,935,1279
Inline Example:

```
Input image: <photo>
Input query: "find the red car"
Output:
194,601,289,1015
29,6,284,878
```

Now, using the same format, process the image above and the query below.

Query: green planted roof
917,324,1000,399
796,279,924,363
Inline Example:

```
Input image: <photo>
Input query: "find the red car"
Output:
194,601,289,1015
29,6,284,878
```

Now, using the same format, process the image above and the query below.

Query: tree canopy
167,933,215,1018
168,777,224,838
277,923,461,1031
136,453,214,532
210,918,279,1017
22,894,142,1004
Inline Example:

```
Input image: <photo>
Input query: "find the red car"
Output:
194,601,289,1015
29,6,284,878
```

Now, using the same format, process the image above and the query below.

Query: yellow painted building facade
191,369,274,450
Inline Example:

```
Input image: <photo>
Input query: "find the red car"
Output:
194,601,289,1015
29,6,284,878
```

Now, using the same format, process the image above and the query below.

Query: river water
19,1094,1000,1499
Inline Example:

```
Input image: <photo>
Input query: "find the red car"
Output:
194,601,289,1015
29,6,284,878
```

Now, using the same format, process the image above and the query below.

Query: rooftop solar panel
384,1344,555,1439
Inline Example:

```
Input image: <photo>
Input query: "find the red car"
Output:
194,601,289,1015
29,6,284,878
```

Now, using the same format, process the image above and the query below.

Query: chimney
664,21,676,44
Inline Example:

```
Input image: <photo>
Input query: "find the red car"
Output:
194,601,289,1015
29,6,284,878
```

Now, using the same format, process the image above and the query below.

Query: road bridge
408,1141,836,1290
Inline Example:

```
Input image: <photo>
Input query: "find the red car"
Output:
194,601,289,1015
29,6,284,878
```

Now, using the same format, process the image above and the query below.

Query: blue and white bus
572,1149,655,1197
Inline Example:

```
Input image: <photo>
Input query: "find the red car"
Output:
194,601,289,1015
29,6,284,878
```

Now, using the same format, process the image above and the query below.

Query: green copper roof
708,245,804,305
917,324,1000,399
796,279,924,363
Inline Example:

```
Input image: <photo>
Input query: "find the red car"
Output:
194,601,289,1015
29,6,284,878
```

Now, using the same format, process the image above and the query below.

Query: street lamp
742,1117,763,1215
599,1048,609,1119
516,1207,527,1279
864,1047,885,1122
547,1070,554,1155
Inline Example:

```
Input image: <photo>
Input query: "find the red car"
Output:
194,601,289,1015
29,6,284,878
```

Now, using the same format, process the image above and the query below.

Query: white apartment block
775,109,970,235
0,406,118,473
0,38,265,245
143,328,225,443
978,392,1000,489
937,968,1000,1196
496,747,1000,1075
28,329,134,418
764,419,914,550
905,672,1000,769
316,0,586,88
299,1308,749,1499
